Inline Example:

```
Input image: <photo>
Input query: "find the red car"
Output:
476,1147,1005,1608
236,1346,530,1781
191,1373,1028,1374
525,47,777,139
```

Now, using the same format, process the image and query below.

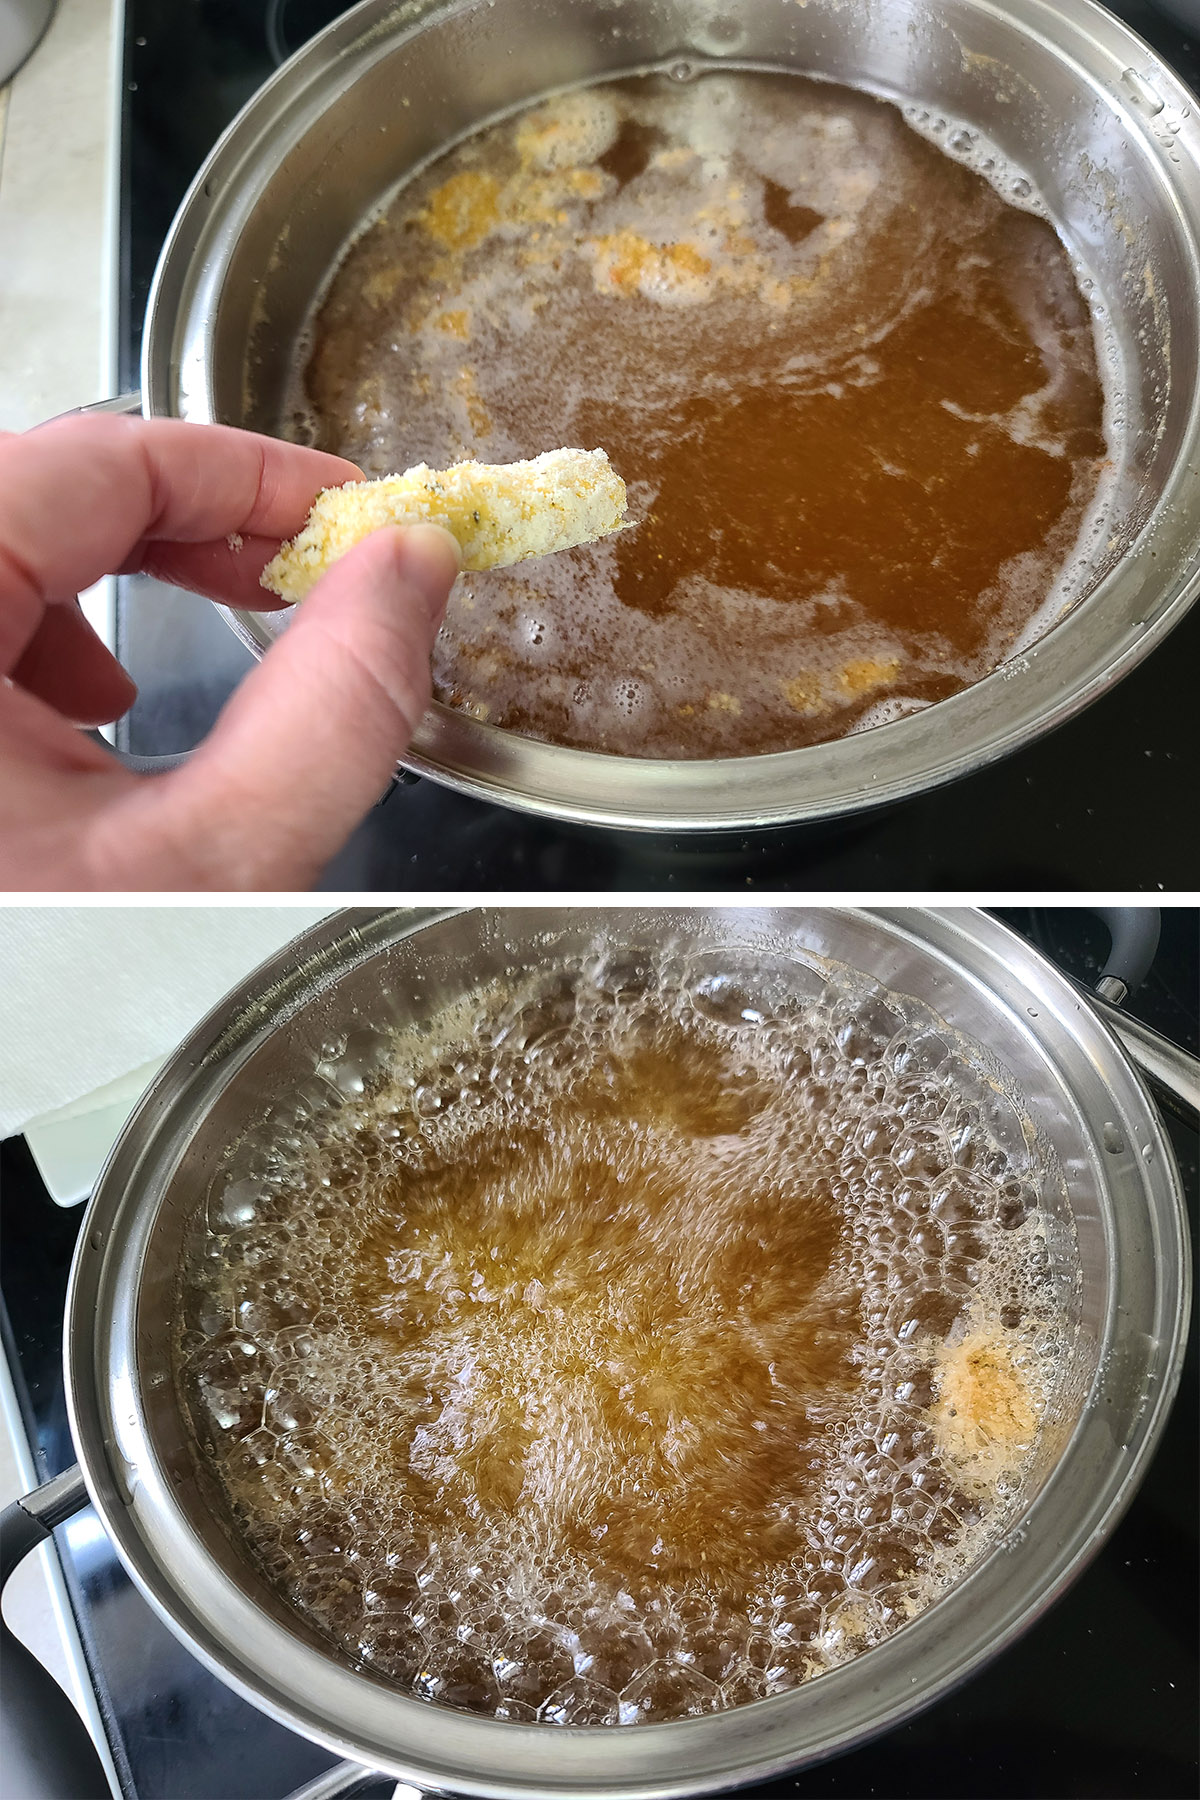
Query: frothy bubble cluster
175,949,1077,1725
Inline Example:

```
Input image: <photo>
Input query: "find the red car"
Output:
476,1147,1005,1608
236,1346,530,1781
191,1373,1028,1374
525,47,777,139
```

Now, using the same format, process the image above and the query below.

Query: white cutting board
0,907,334,1202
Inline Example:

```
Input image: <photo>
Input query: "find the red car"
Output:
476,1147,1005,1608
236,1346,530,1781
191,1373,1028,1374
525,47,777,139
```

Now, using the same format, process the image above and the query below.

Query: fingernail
394,522,461,627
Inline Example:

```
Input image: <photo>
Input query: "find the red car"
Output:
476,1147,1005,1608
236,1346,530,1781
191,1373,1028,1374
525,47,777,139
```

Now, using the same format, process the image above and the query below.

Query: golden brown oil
287,72,1109,757
176,954,1075,1724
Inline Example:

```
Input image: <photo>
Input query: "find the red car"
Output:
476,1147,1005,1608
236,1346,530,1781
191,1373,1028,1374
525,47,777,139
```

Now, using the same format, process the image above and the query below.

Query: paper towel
0,907,334,1139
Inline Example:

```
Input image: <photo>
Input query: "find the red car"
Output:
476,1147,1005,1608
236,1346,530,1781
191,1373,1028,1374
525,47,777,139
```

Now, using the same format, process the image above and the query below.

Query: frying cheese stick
261,447,628,602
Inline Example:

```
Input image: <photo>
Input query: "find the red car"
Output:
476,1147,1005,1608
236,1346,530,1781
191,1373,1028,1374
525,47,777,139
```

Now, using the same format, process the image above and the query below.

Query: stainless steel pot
1,908,1194,1800
110,0,1200,831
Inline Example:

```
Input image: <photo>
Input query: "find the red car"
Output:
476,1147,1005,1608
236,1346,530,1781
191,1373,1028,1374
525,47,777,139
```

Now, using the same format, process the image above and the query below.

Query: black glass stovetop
2,908,1196,1800
112,0,1200,893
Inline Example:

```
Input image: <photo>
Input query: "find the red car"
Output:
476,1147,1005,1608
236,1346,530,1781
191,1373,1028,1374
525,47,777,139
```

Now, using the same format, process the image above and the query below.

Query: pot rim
142,0,1200,831
62,907,1192,1797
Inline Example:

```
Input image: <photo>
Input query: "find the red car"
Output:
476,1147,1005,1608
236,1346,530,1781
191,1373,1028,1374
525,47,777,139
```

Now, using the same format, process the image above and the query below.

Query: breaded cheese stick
261,447,627,602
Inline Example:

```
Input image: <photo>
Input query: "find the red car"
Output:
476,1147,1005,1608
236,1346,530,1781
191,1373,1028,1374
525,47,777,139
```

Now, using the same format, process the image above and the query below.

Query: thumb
122,523,459,889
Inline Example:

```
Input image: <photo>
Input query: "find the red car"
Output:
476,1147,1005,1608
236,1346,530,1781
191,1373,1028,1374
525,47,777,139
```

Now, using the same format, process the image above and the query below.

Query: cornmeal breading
930,1328,1042,1498
262,448,628,603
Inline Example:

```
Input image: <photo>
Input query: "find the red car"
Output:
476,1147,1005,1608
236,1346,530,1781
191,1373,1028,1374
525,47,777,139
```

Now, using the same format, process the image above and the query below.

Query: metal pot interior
146,0,1200,828
66,908,1188,1796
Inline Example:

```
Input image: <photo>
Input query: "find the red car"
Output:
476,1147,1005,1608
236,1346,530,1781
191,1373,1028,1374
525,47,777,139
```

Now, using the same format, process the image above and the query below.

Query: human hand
0,414,460,890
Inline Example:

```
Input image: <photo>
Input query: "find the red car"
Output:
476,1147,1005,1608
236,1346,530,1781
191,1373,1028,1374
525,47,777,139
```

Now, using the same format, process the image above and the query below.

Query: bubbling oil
175,952,1077,1725
286,69,1111,757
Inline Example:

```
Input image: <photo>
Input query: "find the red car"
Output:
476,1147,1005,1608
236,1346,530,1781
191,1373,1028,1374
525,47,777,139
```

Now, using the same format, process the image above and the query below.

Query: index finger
0,415,360,611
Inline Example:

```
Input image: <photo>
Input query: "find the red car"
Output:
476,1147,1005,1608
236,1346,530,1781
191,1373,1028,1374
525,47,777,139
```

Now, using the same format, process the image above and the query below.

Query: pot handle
1,1472,402,1800
1087,990,1199,1128
0,1464,112,1799
1090,906,1161,1006
1072,907,1199,1127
